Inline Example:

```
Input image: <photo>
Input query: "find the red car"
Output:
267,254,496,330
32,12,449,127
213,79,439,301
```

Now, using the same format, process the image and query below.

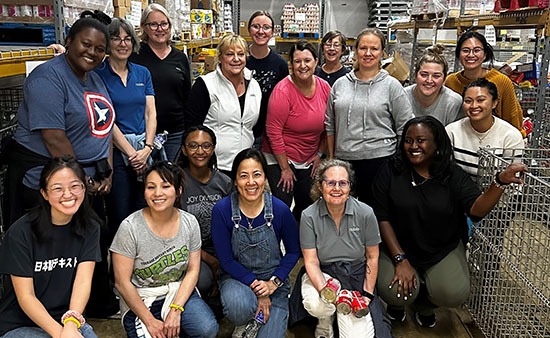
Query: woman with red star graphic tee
4,10,115,226
0,156,102,338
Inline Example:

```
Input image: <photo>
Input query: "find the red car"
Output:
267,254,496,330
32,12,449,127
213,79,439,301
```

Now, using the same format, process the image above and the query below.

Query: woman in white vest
185,33,261,176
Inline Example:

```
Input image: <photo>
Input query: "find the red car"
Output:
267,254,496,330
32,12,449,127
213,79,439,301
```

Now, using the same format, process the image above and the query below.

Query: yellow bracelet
169,303,184,313
63,317,82,329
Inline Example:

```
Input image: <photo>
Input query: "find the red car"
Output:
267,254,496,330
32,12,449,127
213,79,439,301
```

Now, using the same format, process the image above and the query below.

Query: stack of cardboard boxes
281,2,320,37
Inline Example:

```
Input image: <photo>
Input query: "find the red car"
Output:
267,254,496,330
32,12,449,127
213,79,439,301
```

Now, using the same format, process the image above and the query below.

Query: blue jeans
122,291,218,338
1,323,97,338
163,131,184,162
219,277,289,338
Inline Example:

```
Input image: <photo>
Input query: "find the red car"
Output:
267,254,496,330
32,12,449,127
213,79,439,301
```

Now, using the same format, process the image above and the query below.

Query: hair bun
426,44,445,56
79,9,111,25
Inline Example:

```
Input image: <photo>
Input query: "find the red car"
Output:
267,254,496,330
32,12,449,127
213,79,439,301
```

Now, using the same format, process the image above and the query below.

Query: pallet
281,32,320,39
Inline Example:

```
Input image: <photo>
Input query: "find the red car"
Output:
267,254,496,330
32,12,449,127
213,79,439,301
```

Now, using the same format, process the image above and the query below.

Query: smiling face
220,45,246,78
144,170,177,212
415,62,445,99
403,123,437,170
182,130,215,169
65,27,107,79
235,158,266,203
249,14,273,47
144,10,171,45
356,33,383,71
463,86,497,125
291,49,317,82
320,166,350,207
459,37,486,72
109,27,133,61
323,36,344,65
41,168,86,225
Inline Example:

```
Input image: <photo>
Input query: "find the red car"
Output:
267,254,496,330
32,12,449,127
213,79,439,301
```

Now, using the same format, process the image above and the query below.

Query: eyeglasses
48,183,85,197
186,142,214,151
250,24,273,31
324,42,342,49
460,47,484,55
145,22,170,30
111,36,133,45
323,180,350,189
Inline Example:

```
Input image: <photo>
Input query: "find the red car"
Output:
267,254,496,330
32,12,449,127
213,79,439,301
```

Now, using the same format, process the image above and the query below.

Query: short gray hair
310,159,355,200
108,17,140,54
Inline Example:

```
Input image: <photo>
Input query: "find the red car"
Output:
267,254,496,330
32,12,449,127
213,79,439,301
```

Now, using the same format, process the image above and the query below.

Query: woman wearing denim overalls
211,148,301,337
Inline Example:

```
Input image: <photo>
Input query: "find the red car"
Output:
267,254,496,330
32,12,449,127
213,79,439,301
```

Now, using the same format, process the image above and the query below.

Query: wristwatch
270,276,283,288
392,253,407,265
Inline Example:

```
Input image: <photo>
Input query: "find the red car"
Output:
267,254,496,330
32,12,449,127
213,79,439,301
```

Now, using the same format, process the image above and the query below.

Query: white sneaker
232,324,246,338
315,316,334,338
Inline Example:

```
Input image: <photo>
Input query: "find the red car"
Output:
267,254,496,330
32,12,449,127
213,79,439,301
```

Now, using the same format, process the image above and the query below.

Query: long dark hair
31,156,101,242
455,30,495,67
177,125,218,170
143,161,186,206
392,116,454,182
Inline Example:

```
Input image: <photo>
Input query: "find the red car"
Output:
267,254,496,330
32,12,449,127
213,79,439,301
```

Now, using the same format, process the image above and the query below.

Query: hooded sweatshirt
325,69,414,160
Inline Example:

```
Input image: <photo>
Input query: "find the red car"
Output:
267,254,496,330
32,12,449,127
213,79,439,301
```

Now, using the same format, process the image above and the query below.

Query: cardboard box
114,6,128,18
239,20,248,37
383,52,409,83
204,55,217,73
191,23,212,39
191,0,211,9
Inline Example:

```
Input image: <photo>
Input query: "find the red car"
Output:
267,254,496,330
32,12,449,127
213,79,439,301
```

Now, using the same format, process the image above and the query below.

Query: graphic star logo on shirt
85,92,115,138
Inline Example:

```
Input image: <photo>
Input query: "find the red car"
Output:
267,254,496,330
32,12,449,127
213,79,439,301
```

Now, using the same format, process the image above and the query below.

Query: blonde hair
216,33,248,66
353,28,386,71
139,3,172,45
415,44,448,77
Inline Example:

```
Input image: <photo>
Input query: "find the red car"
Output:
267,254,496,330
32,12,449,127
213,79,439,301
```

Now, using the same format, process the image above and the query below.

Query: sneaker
314,316,334,338
231,324,246,338
387,306,406,322
415,312,436,328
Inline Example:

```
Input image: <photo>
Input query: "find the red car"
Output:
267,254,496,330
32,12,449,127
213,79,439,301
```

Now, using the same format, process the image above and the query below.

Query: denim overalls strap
229,191,280,280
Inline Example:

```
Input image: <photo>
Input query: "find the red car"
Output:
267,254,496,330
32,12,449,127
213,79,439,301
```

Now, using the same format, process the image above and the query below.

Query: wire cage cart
468,148,550,338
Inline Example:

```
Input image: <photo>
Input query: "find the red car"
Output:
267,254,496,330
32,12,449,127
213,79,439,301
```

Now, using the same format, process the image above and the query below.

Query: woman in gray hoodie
325,28,414,206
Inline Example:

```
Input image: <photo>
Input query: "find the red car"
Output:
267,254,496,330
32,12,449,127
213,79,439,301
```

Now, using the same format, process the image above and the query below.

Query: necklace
411,170,429,187
245,216,255,229
472,117,495,144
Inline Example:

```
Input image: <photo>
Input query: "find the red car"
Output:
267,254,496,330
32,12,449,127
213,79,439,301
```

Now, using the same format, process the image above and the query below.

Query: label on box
295,12,306,21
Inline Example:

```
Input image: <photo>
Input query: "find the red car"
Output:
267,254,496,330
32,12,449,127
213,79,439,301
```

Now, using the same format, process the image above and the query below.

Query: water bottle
153,130,169,150
242,311,264,338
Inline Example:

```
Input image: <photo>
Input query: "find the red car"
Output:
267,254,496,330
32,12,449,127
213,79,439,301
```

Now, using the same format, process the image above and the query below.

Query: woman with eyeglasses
130,3,192,162
177,125,232,302
404,44,463,126
110,161,219,338
211,148,300,338
445,31,524,137
325,28,414,207
246,11,289,148
371,116,527,328
95,17,157,252
0,156,101,338
294,159,392,338
315,30,350,86
185,33,261,176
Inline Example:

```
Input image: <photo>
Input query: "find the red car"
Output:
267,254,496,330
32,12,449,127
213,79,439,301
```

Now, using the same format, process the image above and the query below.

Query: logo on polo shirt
85,92,115,138
349,227,361,232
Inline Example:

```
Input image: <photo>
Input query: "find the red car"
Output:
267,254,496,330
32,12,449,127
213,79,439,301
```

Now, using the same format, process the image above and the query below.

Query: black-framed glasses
111,36,133,45
460,47,484,55
324,42,342,49
186,142,214,151
250,24,273,31
145,22,170,30
48,183,85,197
323,180,350,188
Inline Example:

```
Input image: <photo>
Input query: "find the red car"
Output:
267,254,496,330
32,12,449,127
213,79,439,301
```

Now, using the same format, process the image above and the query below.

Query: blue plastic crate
0,22,56,46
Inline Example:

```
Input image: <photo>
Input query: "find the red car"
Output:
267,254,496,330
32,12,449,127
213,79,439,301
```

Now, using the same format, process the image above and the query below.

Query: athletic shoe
415,312,437,328
387,306,406,322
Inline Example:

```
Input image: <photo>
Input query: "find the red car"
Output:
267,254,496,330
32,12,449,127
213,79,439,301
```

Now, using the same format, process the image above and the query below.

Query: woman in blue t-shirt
0,156,102,338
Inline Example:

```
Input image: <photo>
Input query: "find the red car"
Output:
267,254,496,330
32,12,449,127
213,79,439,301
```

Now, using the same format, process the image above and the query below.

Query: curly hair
310,159,355,200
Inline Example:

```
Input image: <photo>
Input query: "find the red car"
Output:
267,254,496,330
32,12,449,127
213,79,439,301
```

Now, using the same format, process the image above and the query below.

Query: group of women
0,5,530,338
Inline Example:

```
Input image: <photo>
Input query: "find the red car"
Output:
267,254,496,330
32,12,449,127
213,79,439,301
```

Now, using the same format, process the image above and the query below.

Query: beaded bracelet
169,303,185,313
61,310,85,329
